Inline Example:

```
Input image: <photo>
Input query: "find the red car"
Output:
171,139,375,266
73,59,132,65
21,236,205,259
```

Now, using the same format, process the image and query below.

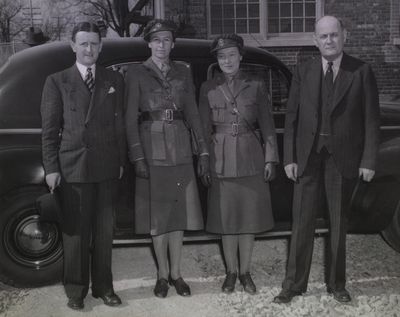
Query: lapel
330,53,354,114
305,58,323,113
215,71,250,104
62,65,91,113
85,66,112,124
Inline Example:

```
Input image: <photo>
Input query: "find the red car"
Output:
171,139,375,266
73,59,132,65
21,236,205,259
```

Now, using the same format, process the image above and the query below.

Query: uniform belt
212,123,259,136
141,110,184,122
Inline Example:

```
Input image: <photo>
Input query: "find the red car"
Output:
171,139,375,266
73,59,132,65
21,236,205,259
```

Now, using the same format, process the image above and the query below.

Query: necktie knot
85,67,94,93
160,63,169,77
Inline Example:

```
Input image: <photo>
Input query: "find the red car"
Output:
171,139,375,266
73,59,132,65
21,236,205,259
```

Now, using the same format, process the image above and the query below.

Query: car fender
0,147,45,198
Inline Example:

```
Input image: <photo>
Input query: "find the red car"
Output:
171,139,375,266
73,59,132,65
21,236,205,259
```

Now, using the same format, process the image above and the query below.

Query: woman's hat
210,33,244,54
143,19,177,42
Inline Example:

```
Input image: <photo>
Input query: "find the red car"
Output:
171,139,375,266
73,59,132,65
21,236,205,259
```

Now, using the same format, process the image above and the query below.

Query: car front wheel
0,187,63,287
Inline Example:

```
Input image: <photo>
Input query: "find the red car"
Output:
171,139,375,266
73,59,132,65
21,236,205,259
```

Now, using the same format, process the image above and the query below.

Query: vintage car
0,38,399,288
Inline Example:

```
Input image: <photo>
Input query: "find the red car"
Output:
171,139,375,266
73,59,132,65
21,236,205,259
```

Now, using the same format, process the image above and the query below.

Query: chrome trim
0,129,42,134
380,126,400,130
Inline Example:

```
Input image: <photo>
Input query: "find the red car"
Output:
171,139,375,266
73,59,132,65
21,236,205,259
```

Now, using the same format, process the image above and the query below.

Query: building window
209,0,261,35
267,0,316,34
207,0,324,46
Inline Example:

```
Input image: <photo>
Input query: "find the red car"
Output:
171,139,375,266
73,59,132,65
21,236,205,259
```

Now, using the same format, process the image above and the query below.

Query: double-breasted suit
125,58,208,235
41,64,126,299
199,71,278,234
282,53,380,292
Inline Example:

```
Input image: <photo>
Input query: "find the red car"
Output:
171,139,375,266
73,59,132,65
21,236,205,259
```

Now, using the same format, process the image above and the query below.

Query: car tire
382,201,400,253
0,187,63,287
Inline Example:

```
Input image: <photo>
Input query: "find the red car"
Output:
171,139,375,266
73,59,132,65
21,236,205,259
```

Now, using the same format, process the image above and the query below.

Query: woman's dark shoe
239,272,256,295
222,272,237,293
169,276,191,296
273,289,302,303
154,278,169,298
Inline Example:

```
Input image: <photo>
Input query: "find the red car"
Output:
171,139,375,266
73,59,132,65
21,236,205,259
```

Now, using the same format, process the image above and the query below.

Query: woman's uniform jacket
199,71,279,178
125,58,208,165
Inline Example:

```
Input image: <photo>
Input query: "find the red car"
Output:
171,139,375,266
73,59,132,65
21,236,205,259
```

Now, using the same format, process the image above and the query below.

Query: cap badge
155,23,162,29
218,39,225,47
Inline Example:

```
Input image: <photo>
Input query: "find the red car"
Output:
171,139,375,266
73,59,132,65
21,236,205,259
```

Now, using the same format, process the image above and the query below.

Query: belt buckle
231,122,239,136
165,109,173,123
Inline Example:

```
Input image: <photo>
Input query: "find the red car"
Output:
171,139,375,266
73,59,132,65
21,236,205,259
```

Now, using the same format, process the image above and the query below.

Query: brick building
164,0,400,100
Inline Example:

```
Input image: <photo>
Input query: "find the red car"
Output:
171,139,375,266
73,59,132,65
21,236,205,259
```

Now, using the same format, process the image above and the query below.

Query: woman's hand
197,155,211,187
264,162,276,182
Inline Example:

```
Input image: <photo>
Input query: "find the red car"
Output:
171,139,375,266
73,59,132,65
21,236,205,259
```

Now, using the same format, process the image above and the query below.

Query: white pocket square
108,87,116,94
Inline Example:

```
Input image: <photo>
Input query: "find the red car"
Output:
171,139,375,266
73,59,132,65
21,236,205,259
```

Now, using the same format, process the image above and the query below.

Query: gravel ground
1,234,400,317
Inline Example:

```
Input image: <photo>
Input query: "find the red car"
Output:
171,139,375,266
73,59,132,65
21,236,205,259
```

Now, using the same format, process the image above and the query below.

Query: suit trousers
282,149,356,292
60,179,117,299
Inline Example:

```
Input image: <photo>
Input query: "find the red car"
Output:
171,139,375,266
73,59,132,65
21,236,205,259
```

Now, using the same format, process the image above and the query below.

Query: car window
207,63,289,113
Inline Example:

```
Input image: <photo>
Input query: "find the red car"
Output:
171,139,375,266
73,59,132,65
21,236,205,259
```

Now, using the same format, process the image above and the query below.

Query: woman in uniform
199,34,279,295
125,19,209,298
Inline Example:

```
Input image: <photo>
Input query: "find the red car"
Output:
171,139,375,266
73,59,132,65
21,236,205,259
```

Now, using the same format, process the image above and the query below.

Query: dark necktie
325,61,334,94
85,67,94,93
160,63,170,77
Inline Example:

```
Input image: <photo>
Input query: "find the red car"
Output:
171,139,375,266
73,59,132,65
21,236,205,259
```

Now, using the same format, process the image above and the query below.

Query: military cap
210,33,244,54
143,19,177,42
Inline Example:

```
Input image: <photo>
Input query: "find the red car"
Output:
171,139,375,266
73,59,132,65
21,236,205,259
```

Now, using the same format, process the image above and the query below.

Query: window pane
223,0,234,3
249,4,259,17
224,19,235,33
305,3,315,17
225,4,234,18
236,19,247,33
249,19,260,32
211,19,222,34
210,4,222,20
236,4,247,18
280,3,291,17
268,3,279,17
268,18,279,33
293,3,303,17
293,18,303,32
305,18,315,32
280,18,291,32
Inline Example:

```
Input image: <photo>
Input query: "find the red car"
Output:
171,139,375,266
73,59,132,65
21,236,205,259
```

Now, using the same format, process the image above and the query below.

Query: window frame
206,0,324,47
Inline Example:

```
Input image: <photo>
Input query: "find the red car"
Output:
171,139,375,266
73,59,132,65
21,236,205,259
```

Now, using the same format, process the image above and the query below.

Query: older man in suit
274,15,380,304
41,22,125,310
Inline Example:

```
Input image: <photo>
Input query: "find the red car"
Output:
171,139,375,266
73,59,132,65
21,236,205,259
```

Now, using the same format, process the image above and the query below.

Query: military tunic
125,58,207,235
199,71,278,234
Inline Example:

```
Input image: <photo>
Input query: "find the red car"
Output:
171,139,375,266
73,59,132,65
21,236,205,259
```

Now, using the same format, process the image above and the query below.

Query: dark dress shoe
67,297,84,310
154,278,169,298
327,287,352,303
239,272,256,295
93,291,122,306
169,276,191,296
273,289,302,304
222,272,237,294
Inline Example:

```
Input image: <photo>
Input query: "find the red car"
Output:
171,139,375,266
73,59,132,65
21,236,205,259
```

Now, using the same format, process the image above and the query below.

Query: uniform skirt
135,164,203,235
206,173,274,234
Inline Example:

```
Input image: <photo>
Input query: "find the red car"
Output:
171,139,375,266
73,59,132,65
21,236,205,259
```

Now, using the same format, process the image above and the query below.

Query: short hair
314,15,345,33
71,22,101,42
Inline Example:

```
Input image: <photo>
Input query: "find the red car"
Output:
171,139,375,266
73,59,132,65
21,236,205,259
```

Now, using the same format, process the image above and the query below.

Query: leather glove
134,159,149,179
197,155,211,187
264,162,276,182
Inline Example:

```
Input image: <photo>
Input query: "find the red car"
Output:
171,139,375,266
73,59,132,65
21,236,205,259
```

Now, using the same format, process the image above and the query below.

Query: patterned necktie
160,63,169,77
325,61,334,94
85,67,94,93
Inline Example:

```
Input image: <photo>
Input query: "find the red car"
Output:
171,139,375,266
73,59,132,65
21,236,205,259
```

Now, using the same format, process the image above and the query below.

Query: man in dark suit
41,22,125,310
274,15,380,304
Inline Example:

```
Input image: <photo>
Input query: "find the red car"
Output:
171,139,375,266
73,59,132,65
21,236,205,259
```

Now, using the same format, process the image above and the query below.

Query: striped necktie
85,67,94,93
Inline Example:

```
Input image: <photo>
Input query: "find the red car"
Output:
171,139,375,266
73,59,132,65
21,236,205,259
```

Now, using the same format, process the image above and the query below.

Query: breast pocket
208,90,227,122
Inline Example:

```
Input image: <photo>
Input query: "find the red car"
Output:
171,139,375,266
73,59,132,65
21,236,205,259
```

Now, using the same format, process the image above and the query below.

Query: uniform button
177,182,181,186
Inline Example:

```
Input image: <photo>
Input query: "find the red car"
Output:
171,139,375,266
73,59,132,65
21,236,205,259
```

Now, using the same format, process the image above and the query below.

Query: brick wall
165,0,400,99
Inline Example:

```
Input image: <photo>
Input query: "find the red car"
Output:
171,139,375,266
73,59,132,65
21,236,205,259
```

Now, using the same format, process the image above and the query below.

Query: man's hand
119,166,124,179
197,155,211,187
134,159,149,179
264,162,276,182
284,163,298,182
359,168,375,182
45,172,61,193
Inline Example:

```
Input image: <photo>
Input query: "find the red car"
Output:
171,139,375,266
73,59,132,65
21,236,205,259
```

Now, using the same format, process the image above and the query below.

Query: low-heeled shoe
169,276,191,296
154,278,169,298
92,292,122,306
67,297,84,310
273,289,302,303
239,272,256,295
222,272,237,293
327,287,351,303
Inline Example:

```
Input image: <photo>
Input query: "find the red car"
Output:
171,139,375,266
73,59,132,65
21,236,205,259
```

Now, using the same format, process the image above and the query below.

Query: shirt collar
151,57,170,71
76,62,96,80
322,53,343,74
